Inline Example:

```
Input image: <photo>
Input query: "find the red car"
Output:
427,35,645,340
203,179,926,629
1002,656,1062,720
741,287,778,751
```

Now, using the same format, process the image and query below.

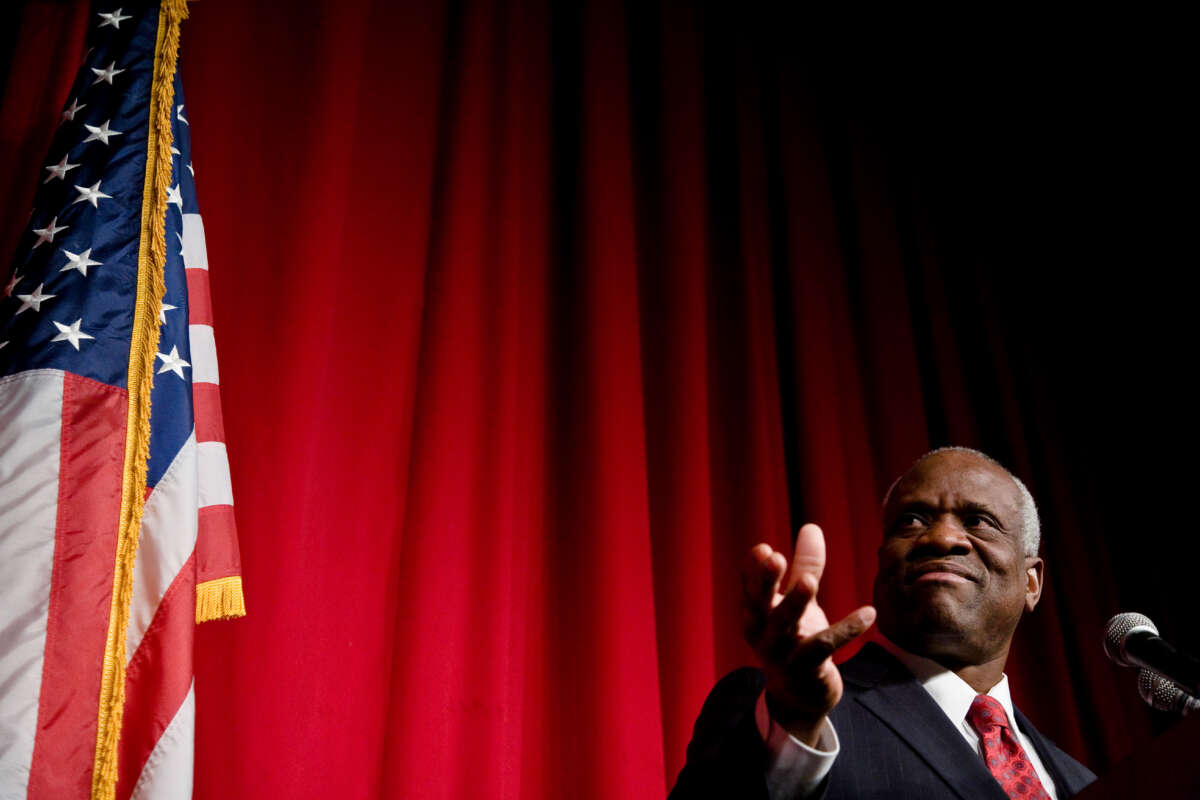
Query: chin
884,606,983,662
888,589,964,630
915,633,987,668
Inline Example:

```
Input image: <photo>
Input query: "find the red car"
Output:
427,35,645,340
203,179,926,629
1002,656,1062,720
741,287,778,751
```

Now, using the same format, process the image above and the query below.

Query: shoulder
702,666,766,708
837,641,910,690
826,644,918,733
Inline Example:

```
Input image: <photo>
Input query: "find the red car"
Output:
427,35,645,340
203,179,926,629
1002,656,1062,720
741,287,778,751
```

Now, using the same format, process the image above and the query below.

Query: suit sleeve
668,668,773,800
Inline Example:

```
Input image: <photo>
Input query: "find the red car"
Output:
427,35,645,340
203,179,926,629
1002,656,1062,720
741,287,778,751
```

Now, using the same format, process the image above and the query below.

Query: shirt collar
878,636,1020,733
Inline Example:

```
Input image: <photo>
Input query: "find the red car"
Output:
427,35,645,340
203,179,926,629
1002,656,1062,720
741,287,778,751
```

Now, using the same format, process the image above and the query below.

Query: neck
882,633,1012,693
950,651,1008,693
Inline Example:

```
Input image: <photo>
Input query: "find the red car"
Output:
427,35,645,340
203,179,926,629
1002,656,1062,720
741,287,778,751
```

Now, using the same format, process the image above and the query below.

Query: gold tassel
196,576,248,623
92,2,190,798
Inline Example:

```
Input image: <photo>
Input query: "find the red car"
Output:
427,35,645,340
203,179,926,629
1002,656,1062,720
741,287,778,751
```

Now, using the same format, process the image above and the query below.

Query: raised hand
741,523,876,745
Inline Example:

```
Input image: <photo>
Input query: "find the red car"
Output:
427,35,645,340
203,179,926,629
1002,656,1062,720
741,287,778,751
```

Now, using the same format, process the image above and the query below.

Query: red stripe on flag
193,381,226,443
27,374,128,798
114,551,196,800
196,504,241,584
185,268,212,327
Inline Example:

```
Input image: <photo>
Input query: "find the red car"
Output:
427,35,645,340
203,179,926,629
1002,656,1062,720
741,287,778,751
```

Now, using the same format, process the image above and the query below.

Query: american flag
0,3,243,799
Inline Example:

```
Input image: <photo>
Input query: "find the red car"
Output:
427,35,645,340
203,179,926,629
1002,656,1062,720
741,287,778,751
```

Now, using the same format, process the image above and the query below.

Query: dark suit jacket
669,643,1096,799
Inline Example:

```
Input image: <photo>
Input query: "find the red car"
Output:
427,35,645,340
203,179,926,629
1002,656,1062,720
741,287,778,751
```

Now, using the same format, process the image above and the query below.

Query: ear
1023,557,1044,612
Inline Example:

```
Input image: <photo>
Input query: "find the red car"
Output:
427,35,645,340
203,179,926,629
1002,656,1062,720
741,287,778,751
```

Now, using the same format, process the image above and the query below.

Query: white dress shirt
758,639,1059,799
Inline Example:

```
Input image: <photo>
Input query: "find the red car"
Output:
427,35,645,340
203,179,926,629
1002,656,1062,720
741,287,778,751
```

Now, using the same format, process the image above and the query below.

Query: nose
914,514,972,555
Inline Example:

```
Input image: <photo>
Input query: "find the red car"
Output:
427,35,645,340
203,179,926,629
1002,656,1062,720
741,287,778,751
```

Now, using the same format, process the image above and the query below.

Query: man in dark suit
670,448,1096,799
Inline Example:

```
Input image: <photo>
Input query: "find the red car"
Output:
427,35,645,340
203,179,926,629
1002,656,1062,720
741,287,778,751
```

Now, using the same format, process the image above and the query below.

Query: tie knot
967,694,1009,734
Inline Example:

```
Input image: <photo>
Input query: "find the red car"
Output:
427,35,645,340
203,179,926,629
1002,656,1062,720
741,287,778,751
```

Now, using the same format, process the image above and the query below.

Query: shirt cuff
755,691,839,799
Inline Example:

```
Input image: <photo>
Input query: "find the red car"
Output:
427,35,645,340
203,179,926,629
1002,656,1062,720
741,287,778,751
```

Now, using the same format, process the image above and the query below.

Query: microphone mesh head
1104,612,1158,666
1139,669,1188,713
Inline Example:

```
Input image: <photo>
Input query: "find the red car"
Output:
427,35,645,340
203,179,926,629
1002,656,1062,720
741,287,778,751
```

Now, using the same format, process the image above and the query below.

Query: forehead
886,452,1022,518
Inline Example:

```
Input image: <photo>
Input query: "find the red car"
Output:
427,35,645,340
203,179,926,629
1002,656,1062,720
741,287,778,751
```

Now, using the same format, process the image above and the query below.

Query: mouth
907,561,978,585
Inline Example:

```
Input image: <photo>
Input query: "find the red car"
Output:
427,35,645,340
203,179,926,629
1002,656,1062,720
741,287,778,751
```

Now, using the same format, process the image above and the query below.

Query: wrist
764,693,827,748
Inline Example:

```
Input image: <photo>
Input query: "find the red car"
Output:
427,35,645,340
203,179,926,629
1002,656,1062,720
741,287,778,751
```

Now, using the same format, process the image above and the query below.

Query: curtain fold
3,1,1195,798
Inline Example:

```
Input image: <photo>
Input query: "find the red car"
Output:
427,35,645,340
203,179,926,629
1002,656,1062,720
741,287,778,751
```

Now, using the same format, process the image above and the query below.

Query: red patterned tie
966,695,1052,800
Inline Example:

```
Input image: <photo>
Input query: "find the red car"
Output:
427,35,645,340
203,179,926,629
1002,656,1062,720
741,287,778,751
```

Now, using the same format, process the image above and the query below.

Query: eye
962,513,997,530
893,512,925,530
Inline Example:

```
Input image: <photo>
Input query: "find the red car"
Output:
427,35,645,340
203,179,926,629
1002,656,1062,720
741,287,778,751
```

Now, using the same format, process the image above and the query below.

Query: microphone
1104,612,1200,696
1139,669,1200,715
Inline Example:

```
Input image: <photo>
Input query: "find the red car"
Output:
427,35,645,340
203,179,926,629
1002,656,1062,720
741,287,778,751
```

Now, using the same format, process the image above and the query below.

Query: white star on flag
170,143,181,156
167,184,183,210
187,161,194,177
51,318,96,350
176,104,188,124
60,248,103,276
4,272,20,297
159,302,178,324
90,61,125,86
16,283,56,315
73,180,113,208
32,217,68,248
44,155,80,183
61,97,86,122
97,8,132,28
83,120,123,145
156,345,191,379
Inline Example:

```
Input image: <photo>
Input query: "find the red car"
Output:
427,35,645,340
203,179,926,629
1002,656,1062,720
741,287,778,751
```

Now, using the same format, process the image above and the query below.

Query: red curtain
3,2,1196,798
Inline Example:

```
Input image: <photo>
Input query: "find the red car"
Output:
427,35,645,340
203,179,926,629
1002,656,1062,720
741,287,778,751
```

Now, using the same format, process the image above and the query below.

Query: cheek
983,554,1033,607
874,545,909,602
978,542,1024,575
877,540,908,568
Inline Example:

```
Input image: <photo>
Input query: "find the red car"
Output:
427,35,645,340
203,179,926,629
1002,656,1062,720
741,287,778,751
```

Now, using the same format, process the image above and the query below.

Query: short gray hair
881,447,1041,556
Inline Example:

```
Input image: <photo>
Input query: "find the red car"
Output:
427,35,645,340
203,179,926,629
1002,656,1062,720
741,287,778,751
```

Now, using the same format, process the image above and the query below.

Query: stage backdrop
2,1,1196,798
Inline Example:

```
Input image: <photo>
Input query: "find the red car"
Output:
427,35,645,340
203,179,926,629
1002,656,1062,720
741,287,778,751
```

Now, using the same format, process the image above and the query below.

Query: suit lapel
1014,706,1072,798
847,645,1010,800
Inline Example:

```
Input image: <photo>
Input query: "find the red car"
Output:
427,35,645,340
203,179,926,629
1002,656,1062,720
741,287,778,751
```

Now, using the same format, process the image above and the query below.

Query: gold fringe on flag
196,576,247,623
92,1,189,798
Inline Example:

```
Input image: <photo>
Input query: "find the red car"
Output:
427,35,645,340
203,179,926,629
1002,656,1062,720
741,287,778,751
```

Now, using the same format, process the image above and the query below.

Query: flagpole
91,2,189,798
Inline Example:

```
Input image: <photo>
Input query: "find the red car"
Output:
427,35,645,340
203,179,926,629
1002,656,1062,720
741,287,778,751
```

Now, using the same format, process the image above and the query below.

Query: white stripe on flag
197,441,234,509
180,213,208,271
127,431,200,661
189,324,219,385
129,681,195,800
0,369,65,793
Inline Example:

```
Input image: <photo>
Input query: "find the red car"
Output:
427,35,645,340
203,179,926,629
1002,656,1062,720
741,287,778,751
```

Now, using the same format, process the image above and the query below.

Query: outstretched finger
741,544,787,612
786,523,826,594
742,545,787,643
787,605,877,671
